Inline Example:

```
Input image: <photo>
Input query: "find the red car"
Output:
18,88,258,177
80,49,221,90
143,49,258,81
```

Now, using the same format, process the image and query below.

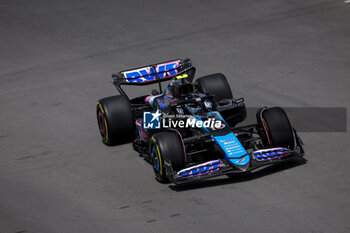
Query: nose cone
230,155,251,171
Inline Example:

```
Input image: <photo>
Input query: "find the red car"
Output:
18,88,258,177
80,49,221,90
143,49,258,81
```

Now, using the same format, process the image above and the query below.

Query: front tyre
96,95,135,146
257,107,295,150
150,132,185,183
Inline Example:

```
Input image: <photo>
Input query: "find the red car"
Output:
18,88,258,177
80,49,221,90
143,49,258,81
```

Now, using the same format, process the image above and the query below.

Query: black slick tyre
150,132,185,183
257,107,295,150
196,73,233,101
96,95,135,146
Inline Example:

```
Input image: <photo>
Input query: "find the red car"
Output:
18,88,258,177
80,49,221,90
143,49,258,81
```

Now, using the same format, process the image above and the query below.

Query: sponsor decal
253,148,290,161
212,132,249,165
176,160,224,178
123,60,180,83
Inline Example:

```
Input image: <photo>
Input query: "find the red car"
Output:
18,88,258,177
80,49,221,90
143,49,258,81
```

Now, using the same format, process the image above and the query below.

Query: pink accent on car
136,120,148,139
144,95,152,104
260,108,271,145
98,112,105,136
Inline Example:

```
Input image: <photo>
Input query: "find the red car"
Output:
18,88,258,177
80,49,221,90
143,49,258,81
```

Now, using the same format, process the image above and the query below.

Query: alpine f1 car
96,58,304,184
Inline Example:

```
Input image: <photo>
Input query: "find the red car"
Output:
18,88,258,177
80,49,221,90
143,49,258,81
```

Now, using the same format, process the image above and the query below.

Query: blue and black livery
96,58,305,184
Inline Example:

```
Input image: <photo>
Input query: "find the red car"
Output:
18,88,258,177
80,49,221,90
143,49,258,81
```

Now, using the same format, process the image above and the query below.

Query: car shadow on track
169,158,307,192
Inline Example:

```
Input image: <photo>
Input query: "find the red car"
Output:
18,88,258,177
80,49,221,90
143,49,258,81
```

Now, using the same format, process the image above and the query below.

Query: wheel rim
152,147,160,172
97,111,106,138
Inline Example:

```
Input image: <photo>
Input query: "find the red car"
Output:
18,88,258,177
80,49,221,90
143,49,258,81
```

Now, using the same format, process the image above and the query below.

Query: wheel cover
152,147,160,172
97,111,106,137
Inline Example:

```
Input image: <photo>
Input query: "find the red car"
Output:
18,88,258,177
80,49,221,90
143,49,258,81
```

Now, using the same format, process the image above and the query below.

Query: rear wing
112,58,195,86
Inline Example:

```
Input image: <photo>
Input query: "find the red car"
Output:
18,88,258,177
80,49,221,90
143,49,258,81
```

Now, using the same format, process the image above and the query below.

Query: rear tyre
196,73,233,102
257,107,295,150
96,95,135,146
196,73,246,126
150,132,185,183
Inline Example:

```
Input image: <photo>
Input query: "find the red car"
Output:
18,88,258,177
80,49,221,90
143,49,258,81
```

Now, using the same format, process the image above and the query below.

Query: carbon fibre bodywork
108,58,304,184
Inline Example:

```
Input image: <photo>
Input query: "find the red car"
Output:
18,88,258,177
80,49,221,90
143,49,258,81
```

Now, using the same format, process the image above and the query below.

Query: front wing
169,147,304,184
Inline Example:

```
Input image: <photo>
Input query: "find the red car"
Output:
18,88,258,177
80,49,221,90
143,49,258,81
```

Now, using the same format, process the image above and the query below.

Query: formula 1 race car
96,58,304,184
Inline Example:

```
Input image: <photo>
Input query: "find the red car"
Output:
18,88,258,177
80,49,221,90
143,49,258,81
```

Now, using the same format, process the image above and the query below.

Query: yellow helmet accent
175,73,188,80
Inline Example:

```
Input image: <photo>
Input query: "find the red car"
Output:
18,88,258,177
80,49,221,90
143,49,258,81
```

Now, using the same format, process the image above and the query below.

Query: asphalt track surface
1,0,349,232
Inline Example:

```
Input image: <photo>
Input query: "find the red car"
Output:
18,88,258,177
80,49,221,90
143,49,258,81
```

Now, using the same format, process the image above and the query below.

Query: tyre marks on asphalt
18,151,53,161
0,135,9,139
118,200,181,224
146,219,157,223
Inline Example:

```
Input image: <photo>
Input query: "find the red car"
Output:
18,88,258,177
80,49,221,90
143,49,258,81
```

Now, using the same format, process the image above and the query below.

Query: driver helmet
167,79,194,98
